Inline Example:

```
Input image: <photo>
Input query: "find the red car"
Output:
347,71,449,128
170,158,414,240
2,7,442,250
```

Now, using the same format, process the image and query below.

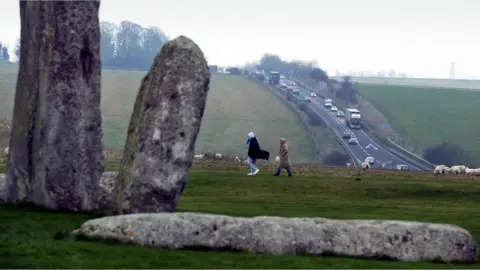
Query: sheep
275,156,280,163
215,153,222,159
450,165,467,175
466,168,480,179
233,156,241,163
194,153,207,160
4,146,8,156
361,161,370,170
433,165,450,176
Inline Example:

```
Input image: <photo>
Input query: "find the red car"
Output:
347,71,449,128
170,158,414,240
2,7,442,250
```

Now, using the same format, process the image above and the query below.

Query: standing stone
5,1,104,211
113,36,210,214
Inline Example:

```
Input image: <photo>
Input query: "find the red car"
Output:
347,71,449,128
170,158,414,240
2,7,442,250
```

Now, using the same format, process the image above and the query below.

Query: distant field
332,76,480,90
357,83,480,163
0,65,312,161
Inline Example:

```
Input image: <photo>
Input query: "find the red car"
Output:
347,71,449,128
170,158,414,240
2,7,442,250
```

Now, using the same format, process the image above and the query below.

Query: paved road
270,80,420,170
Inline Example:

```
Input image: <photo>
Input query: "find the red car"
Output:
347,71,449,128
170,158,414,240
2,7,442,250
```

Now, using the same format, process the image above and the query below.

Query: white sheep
4,146,8,156
466,168,480,178
215,153,222,159
361,161,370,170
233,156,241,163
194,154,207,160
450,165,467,175
275,156,280,163
433,165,449,175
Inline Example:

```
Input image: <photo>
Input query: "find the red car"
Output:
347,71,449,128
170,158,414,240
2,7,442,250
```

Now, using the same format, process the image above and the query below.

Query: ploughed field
356,83,480,163
1,163,479,269
0,64,312,161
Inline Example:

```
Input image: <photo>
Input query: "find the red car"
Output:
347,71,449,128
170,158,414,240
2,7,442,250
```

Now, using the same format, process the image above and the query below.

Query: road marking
365,144,379,150
300,87,419,170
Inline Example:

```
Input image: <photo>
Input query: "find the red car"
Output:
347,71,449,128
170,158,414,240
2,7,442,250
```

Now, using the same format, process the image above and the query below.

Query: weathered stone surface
6,1,104,211
113,36,210,214
2,172,115,208
73,213,478,263
0,174,5,203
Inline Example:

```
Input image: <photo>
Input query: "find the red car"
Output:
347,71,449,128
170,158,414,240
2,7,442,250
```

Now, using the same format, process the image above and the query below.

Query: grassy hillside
0,65,313,161
357,83,480,163
2,165,479,268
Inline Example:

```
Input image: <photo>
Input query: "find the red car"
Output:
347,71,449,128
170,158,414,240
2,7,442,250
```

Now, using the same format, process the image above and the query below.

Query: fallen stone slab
72,212,478,263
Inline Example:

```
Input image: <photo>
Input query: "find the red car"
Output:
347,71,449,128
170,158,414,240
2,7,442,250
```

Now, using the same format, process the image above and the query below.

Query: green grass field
357,83,480,163
0,65,313,161
1,166,479,268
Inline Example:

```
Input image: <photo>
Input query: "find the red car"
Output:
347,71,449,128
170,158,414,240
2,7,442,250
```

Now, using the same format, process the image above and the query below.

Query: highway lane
288,83,420,170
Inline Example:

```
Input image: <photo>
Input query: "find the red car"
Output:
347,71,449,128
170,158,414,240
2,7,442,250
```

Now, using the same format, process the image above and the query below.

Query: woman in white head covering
245,132,270,176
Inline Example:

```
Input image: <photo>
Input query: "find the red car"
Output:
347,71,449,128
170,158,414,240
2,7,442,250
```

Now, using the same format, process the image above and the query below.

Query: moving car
305,97,312,102
330,106,338,112
365,156,375,164
337,110,345,117
310,92,317,97
342,131,351,139
293,89,300,95
348,137,358,145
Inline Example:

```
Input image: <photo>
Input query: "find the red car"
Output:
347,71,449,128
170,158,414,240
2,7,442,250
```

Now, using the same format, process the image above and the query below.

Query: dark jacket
248,137,270,160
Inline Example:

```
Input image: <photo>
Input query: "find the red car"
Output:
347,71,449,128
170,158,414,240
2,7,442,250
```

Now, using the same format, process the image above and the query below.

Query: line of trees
3,20,169,71
0,42,11,61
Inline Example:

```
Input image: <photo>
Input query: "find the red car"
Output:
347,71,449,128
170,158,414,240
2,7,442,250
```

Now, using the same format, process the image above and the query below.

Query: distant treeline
1,20,169,71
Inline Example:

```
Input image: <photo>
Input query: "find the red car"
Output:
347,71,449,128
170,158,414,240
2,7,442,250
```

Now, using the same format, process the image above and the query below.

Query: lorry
269,71,280,85
346,108,361,129
324,98,332,108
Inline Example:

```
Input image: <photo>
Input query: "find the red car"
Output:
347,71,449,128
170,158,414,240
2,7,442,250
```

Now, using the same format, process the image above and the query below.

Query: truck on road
269,71,280,85
346,108,361,129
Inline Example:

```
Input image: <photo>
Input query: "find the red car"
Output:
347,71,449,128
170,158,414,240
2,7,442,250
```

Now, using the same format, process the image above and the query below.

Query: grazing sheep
194,154,207,160
466,168,480,178
275,156,280,163
233,156,241,163
450,165,467,175
433,165,449,175
215,153,222,159
361,161,370,170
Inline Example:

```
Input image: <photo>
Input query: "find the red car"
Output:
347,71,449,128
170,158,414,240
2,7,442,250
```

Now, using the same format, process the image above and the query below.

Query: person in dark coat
245,132,269,175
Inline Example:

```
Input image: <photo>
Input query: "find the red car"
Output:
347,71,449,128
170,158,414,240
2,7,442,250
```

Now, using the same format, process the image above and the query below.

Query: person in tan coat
273,138,293,176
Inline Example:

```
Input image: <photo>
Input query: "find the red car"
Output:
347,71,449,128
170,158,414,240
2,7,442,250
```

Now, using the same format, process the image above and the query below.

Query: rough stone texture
5,1,104,211
113,36,210,214
73,213,478,263
2,172,115,208
0,174,5,203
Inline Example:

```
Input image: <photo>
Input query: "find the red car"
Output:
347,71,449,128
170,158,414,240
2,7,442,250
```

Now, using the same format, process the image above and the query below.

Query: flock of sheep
434,164,480,179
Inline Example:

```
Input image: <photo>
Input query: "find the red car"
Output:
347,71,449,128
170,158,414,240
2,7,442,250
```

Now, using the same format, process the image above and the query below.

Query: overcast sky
0,0,479,79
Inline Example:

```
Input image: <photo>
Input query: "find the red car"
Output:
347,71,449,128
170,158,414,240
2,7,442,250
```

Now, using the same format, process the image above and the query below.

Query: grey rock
113,36,210,214
1,172,116,209
73,213,478,263
0,174,5,203
6,0,104,211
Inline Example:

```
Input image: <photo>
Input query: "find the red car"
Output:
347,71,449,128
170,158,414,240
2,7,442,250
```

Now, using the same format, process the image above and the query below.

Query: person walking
245,132,270,176
273,138,293,177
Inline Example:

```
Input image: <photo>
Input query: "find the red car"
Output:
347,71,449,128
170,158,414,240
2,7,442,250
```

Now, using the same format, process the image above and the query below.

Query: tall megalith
113,36,210,214
5,1,105,211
